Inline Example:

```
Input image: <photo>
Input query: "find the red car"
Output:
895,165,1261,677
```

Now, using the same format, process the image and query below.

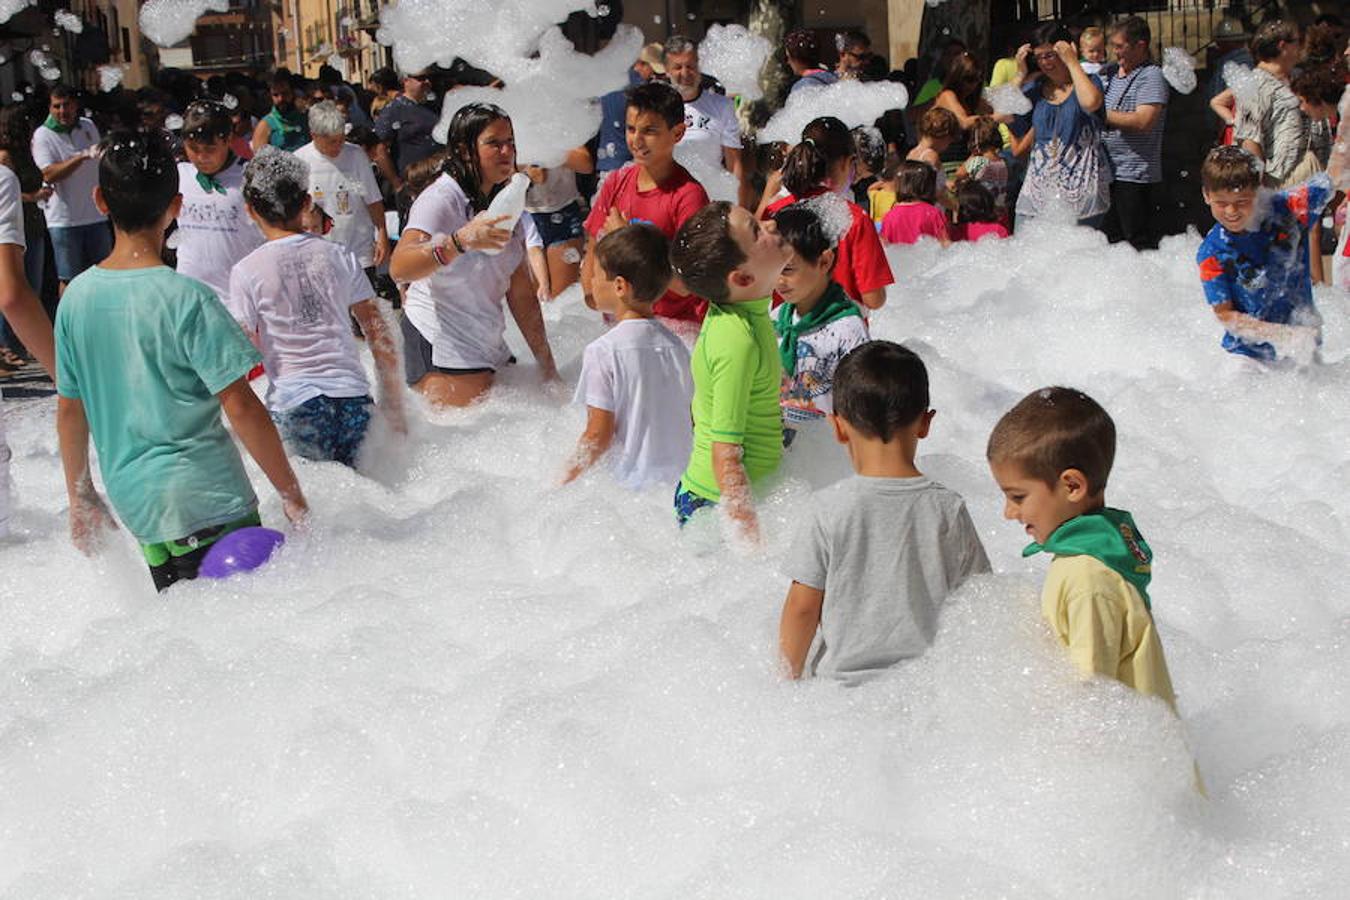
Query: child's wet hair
957,180,998,224
595,223,672,304
243,146,311,226
402,150,448,201
1291,63,1346,108
894,159,938,202
625,80,685,129
986,386,1116,494
670,201,746,304
772,202,833,265
98,129,179,232
919,107,960,141
1200,145,1261,193
832,341,930,442
968,116,1002,154
781,116,853,197
181,100,232,142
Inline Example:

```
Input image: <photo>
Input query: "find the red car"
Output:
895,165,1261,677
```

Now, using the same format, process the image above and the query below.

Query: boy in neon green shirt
670,202,791,543
55,130,308,591
986,387,1175,708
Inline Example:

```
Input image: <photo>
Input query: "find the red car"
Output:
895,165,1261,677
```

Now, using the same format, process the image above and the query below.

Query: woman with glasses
1011,23,1109,229
388,104,558,408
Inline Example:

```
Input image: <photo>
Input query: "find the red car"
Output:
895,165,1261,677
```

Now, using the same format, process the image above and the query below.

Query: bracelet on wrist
451,231,467,255
432,243,449,267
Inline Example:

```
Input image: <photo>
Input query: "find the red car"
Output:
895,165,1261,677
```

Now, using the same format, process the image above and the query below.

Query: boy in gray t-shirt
779,341,990,683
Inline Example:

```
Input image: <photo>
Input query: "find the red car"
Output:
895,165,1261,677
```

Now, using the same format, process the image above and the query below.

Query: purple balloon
199,527,286,580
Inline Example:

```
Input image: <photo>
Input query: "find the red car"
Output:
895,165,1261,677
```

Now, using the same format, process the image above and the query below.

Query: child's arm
217,378,309,525
713,441,758,543
1209,88,1236,127
504,262,560,381
560,406,615,484
56,396,118,554
0,244,53,378
779,581,825,678
351,299,406,435
526,244,551,302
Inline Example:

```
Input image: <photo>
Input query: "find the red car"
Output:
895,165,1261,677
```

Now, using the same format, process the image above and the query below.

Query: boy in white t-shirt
561,223,693,489
228,148,404,469
175,100,264,302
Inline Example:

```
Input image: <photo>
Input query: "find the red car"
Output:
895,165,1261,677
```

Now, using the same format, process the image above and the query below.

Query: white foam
53,8,81,33
139,0,229,48
1224,61,1258,110
697,23,772,101
96,64,126,93
0,0,31,26
798,190,853,244
985,82,1032,117
759,79,908,145
1162,47,1198,95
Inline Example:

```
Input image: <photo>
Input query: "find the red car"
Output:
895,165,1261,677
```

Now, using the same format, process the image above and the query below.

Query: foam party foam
428,24,641,169
1224,60,1259,110
96,64,126,93
759,78,909,145
139,0,229,48
52,8,81,33
697,23,772,101
4,211,1350,896
0,0,30,26
985,82,1032,117
1162,47,1198,95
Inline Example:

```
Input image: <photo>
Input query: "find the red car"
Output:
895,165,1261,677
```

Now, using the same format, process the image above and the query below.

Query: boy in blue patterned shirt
1195,145,1344,362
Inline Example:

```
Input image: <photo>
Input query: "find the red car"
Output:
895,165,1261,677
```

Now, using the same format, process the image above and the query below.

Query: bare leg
413,370,494,408
545,239,582,298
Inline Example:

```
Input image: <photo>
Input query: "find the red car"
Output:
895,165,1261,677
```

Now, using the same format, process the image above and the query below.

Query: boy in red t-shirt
583,81,710,324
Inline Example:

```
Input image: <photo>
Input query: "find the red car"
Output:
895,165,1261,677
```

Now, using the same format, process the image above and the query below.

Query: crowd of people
0,12,1347,723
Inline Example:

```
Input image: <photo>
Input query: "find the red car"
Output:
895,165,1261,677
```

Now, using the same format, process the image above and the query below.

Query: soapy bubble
139,0,229,47
759,78,908,145
985,82,1032,117
797,190,853,245
1162,46,1198,95
164,113,184,131
0,0,32,26
96,64,126,93
1224,60,1259,109
222,92,238,109
697,23,772,101
39,65,60,82
53,8,81,32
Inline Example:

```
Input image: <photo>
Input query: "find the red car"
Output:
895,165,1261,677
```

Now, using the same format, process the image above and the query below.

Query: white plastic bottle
480,172,530,255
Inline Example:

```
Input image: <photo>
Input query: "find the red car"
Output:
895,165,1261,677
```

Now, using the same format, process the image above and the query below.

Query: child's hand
282,494,310,529
69,491,117,556
457,214,513,253
602,206,627,236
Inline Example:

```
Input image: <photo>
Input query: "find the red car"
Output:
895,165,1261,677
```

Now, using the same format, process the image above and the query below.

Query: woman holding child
1013,23,1111,228
389,103,559,408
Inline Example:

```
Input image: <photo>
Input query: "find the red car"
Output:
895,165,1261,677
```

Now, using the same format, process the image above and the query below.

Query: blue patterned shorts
673,480,717,526
271,395,373,468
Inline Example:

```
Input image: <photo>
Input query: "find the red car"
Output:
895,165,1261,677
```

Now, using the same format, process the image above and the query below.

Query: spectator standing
1206,18,1253,144
1233,21,1309,188
252,71,310,153
0,104,50,364
31,84,109,294
784,29,839,96
1099,16,1169,250
374,69,442,188
592,45,659,190
664,35,751,208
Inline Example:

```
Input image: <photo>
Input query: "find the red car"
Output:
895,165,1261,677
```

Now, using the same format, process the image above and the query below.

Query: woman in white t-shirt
389,103,559,408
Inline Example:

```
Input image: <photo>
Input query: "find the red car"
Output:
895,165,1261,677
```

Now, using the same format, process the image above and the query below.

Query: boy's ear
612,274,631,297
916,408,935,439
1058,467,1091,502
828,414,849,445
671,121,687,143
818,248,836,272
729,268,754,289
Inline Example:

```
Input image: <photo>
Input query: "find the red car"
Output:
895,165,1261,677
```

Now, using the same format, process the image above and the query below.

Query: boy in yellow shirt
986,387,1175,708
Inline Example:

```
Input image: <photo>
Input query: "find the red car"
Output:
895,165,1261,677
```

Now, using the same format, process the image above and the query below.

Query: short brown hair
595,223,672,304
1200,145,1261,193
894,159,937,203
670,202,745,304
919,107,960,140
1251,20,1298,62
1291,63,1346,107
987,387,1116,494
968,115,1002,154
403,150,447,201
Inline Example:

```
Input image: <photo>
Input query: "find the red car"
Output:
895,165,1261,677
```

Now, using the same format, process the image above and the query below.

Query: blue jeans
271,395,373,468
49,221,112,283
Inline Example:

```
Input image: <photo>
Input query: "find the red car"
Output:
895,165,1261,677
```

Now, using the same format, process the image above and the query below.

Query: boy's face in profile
775,247,833,309
1203,186,1258,233
989,461,1085,544
183,135,230,176
1080,34,1106,63
727,206,790,300
591,261,624,314
1297,96,1335,122
626,108,684,167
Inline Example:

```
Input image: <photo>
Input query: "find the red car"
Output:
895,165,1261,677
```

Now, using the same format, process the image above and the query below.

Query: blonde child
1079,27,1107,75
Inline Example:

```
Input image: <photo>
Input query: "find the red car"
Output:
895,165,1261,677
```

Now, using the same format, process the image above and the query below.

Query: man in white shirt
30,85,110,293
0,164,55,536
294,100,389,281
663,35,751,209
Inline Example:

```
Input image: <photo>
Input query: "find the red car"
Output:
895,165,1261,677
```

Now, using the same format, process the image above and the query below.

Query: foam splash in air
985,82,1032,117
97,64,126,93
1162,46,1198,95
1224,60,1259,109
697,24,772,101
53,9,82,33
139,0,229,48
431,25,641,168
759,79,909,145
0,0,31,26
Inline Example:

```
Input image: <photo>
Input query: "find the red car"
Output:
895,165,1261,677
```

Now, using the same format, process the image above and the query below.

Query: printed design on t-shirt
685,110,714,132
279,250,332,326
781,329,852,423
180,198,245,232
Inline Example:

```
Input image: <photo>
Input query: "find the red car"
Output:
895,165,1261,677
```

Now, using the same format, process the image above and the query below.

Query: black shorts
400,313,495,385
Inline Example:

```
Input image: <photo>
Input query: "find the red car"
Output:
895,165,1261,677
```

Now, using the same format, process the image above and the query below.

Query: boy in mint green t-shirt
55,130,309,591
670,202,792,543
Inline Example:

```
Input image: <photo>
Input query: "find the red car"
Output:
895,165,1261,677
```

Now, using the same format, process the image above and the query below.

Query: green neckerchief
773,280,861,377
43,114,72,134
1023,507,1154,609
194,153,236,195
